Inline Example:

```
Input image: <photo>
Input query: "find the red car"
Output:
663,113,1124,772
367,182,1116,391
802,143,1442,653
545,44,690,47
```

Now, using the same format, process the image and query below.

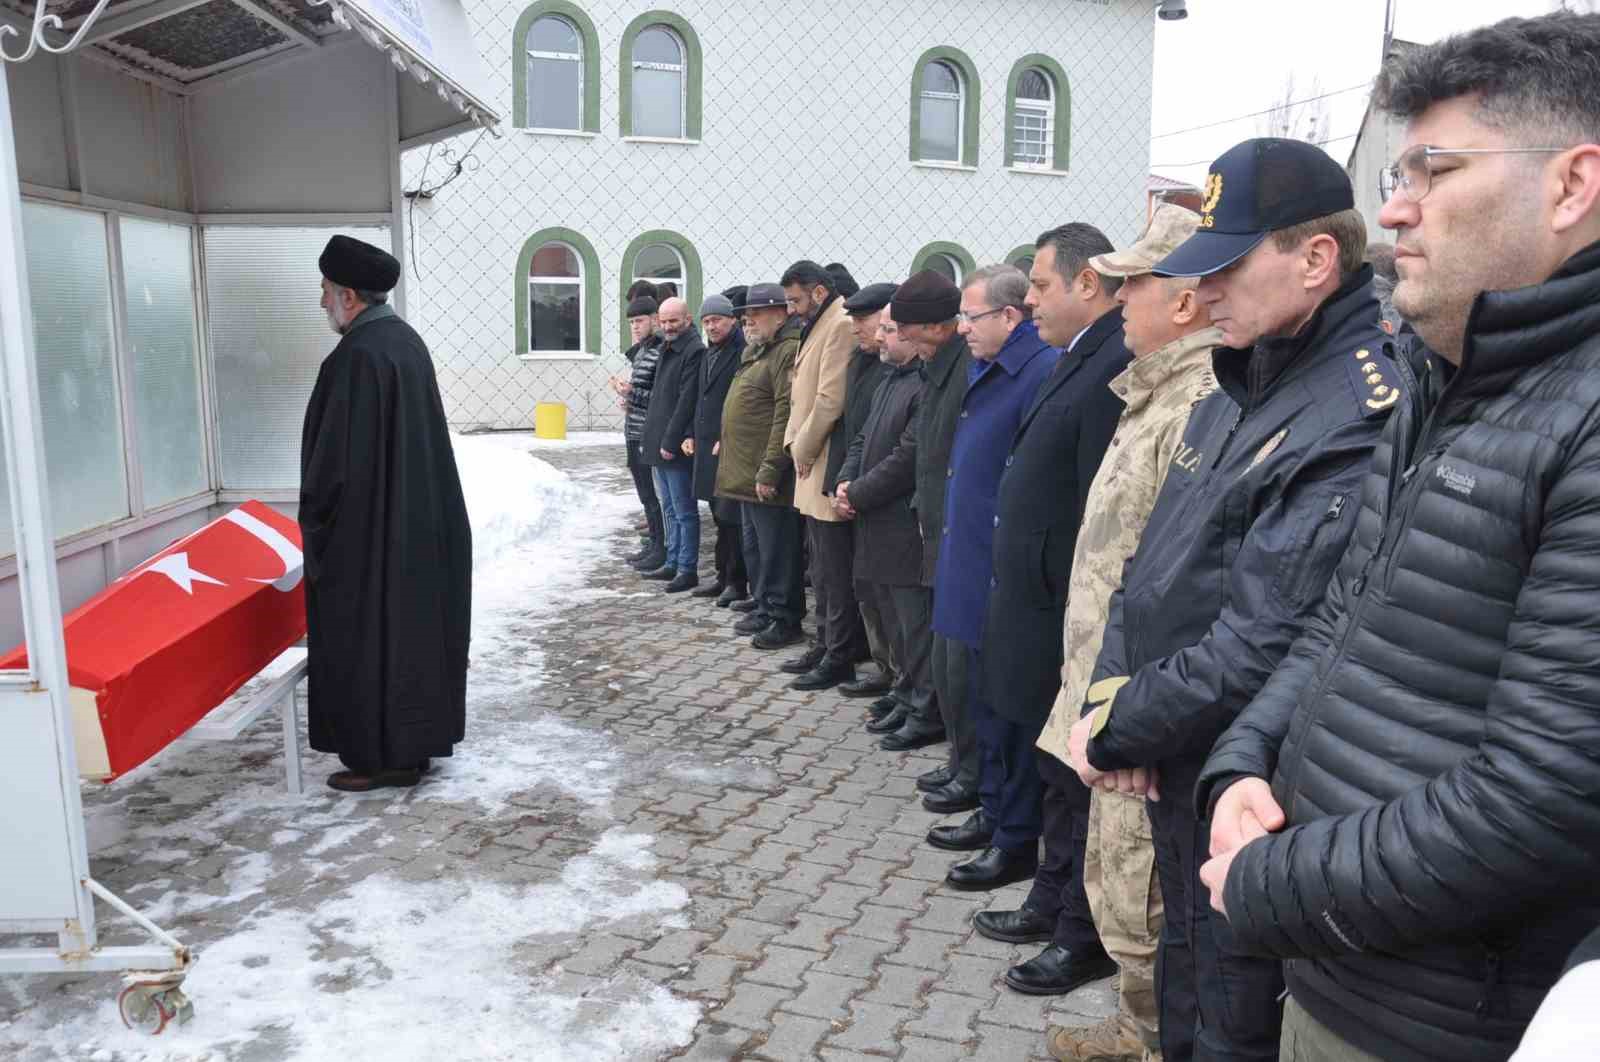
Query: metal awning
0,0,500,129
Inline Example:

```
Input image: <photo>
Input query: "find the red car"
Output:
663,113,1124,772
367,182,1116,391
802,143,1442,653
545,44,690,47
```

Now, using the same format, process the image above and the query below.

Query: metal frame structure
0,0,499,1032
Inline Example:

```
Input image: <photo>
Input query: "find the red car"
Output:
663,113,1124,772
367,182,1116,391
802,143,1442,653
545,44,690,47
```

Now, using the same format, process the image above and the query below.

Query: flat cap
843,282,898,317
319,235,400,293
626,296,659,318
738,282,787,311
1092,204,1204,278
890,270,960,325
699,293,737,319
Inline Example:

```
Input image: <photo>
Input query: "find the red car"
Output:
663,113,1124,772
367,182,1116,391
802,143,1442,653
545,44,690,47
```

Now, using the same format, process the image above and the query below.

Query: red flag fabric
0,501,308,781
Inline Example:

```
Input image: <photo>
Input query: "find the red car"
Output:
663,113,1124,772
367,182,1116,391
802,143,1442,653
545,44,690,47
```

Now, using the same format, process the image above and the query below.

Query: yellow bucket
534,402,567,440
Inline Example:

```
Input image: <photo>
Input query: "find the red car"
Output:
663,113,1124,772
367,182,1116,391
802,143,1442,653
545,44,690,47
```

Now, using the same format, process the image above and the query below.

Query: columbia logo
1435,464,1476,497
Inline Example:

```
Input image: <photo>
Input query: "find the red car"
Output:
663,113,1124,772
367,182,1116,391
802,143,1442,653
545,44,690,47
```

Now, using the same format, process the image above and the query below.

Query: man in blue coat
923,264,1058,891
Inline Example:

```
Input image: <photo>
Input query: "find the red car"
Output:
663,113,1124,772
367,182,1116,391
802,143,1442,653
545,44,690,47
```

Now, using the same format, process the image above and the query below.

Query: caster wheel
118,984,173,1034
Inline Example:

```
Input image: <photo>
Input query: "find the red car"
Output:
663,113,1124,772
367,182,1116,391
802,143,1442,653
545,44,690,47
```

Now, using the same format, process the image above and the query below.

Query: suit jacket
692,327,746,502
982,307,1131,723
784,295,855,521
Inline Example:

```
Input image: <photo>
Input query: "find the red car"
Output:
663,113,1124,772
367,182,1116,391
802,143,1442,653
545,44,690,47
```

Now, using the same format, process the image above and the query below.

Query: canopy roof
0,0,498,129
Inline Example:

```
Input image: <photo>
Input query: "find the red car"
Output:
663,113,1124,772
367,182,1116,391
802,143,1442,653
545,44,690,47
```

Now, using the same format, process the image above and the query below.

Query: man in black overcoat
301,235,472,792
686,293,748,604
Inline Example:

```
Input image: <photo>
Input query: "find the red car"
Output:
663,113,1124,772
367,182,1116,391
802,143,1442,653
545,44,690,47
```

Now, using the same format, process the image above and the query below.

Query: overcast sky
1148,0,1567,187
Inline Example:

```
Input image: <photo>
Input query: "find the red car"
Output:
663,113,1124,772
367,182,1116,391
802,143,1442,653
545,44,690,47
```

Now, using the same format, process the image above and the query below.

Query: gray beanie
699,293,736,319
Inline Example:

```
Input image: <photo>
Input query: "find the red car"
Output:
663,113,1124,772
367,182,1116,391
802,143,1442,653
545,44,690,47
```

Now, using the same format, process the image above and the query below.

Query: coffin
0,501,307,781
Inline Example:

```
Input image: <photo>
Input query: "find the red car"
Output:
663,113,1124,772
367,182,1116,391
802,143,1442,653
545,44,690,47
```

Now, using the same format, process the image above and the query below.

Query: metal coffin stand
0,0,497,1031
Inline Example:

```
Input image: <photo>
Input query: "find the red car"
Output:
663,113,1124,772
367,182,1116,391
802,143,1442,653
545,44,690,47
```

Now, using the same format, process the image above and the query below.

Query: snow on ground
0,434,699,1062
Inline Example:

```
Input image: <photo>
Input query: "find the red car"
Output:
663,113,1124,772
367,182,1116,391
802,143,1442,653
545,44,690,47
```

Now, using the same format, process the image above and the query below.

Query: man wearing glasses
1193,13,1600,1062
922,264,1058,887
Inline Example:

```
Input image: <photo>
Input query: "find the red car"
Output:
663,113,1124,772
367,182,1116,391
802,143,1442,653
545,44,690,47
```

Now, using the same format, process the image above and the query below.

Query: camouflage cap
1090,204,1203,279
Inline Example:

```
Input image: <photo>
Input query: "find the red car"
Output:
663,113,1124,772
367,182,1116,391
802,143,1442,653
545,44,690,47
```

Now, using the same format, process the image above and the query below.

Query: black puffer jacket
1085,268,1399,802
623,335,663,443
1197,242,1600,1062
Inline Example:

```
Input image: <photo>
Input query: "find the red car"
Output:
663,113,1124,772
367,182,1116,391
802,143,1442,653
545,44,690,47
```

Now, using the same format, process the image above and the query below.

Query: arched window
1005,55,1072,173
919,61,962,163
910,241,976,286
515,228,601,358
1008,245,1037,275
910,47,980,167
620,12,703,141
513,2,600,133
619,229,702,344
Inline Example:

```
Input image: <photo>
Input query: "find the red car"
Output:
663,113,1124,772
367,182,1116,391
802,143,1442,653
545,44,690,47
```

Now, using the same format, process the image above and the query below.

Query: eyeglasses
957,306,1008,325
1379,144,1567,203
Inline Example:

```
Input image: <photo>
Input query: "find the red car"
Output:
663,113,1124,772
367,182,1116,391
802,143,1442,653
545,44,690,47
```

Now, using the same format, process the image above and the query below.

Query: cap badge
1200,173,1223,228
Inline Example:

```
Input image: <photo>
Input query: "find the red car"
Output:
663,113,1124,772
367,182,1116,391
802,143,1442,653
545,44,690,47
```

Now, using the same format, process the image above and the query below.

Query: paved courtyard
0,440,1112,1061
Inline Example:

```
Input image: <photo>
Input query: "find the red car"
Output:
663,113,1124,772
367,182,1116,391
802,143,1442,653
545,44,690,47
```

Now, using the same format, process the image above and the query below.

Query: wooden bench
184,647,308,794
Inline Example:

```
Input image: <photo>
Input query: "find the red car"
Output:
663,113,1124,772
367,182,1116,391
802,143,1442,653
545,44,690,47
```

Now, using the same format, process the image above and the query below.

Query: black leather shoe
867,695,899,719
973,907,1056,944
717,585,748,607
946,845,1039,892
625,538,660,564
691,580,724,598
664,572,700,593
865,706,908,734
926,811,992,852
734,612,770,635
791,658,855,691
630,547,666,571
641,565,677,581
780,644,826,675
838,669,893,698
729,597,760,613
916,765,954,792
880,717,946,752
752,621,805,651
921,780,980,814
1003,944,1117,996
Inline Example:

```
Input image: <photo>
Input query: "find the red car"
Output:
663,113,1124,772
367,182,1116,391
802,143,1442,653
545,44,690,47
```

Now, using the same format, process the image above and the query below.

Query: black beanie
890,269,961,325
626,296,659,318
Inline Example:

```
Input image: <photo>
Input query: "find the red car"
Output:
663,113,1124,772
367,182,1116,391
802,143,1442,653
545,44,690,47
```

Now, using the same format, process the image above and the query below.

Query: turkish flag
0,501,308,781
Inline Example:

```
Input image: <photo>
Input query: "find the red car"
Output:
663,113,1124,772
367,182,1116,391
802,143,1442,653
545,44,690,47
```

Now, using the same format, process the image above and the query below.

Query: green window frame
909,46,980,167
1007,244,1038,273
619,229,703,345
516,227,601,357
619,11,703,141
512,1,601,133
1004,55,1071,171
910,241,977,284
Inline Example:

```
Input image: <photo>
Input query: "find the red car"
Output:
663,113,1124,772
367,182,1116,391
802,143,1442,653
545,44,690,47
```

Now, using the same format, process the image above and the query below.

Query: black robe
299,305,472,773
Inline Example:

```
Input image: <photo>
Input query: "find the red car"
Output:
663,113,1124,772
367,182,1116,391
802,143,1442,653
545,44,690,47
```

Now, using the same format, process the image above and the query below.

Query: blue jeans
653,463,698,573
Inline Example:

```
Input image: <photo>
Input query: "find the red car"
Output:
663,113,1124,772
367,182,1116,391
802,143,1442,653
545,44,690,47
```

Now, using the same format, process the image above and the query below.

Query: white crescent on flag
224,508,305,591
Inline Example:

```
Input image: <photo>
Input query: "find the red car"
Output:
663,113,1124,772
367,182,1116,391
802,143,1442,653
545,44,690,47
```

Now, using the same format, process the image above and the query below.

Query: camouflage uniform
1038,324,1220,1057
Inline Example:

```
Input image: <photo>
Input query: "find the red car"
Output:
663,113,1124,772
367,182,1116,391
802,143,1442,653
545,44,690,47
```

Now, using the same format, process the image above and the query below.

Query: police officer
1064,138,1403,1060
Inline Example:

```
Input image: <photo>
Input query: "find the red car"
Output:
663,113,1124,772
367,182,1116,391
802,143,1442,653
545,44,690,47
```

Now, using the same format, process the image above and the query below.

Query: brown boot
1045,1015,1147,1062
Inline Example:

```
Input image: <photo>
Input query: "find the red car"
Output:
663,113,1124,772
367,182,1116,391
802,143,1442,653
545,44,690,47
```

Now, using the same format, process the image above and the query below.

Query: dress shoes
729,597,760,613
864,706,908,734
790,658,855,692
880,717,946,752
921,780,980,814
751,621,805,650
916,765,954,793
780,644,826,675
837,668,893,698
326,766,423,792
867,695,899,720
972,906,1056,944
926,811,993,852
946,845,1039,892
664,572,700,593
716,585,749,607
630,546,666,571
733,612,771,635
640,565,677,581
690,580,724,599
1004,944,1117,997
